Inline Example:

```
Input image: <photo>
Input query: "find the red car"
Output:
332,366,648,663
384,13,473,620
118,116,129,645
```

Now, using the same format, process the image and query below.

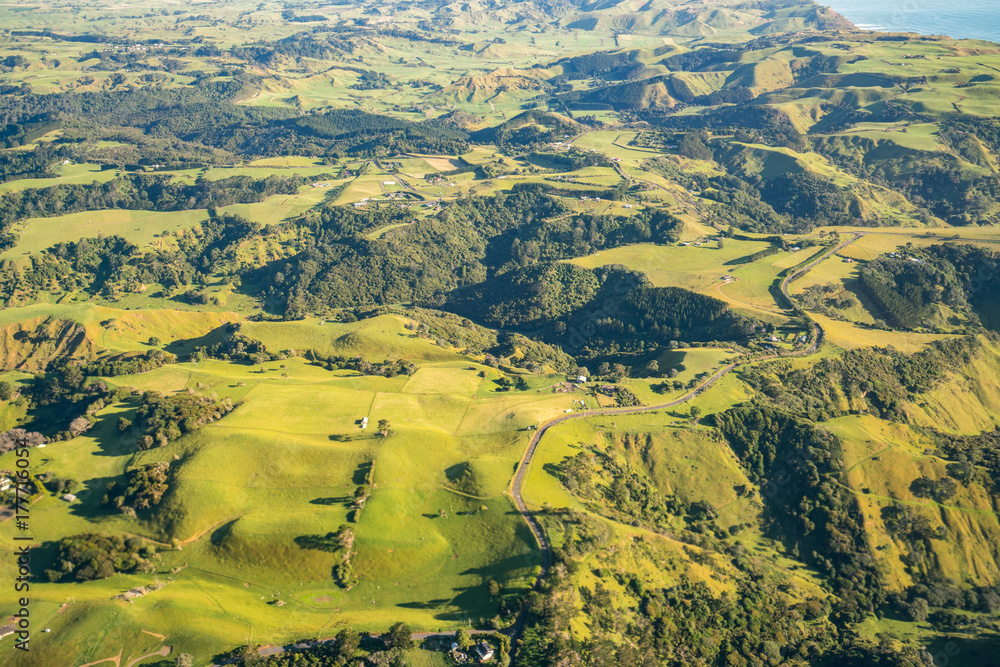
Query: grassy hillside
2,0,1000,664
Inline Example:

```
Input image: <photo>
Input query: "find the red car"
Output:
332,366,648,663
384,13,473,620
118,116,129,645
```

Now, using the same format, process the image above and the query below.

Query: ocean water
825,0,1000,44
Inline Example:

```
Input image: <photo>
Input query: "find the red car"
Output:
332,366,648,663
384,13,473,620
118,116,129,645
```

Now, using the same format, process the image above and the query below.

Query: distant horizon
826,0,1000,43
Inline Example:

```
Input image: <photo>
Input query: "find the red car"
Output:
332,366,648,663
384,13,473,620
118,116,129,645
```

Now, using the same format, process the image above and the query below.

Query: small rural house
474,642,495,662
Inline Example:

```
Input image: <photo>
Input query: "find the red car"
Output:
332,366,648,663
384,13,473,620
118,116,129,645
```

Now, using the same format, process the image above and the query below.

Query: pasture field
0,317,588,663
1,209,211,259
567,240,805,321
0,162,121,193
812,313,956,353
0,301,760,664
2,6,1000,663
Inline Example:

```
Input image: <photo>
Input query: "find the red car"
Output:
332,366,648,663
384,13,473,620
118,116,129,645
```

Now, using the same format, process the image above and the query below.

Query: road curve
211,232,863,664
505,231,864,643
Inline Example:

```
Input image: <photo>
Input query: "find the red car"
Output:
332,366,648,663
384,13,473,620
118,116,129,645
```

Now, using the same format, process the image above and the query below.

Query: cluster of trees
0,74,466,163
0,143,70,183
185,108,468,158
740,335,987,422
223,623,441,666
645,103,805,152
470,110,577,148
39,473,80,496
707,406,882,622
557,434,686,531
403,308,577,373
889,579,1000,629
192,324,277,364
24,362,131,440
102,462,171,515
612,386,642,407
798,282,861,318
663,46,745,72
699,174,792,231
4,213,263,301
447,263,757,363
307,352,416,378
0,428,46,454
557,50,641,80
3,234,144,297
43,532,158,582
129,390,233,450
0,74,266,150
0,173,308,247
446,262,605,329
87,349,176,377
759,172,856,226
859,243,1000,329
3,184,706,371
251,190,566,316
518,557,927,667
811,130,1000,227
936,426,1000,488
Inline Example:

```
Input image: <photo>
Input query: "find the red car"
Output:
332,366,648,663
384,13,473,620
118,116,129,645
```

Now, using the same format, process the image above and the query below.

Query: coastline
823,0,1000,43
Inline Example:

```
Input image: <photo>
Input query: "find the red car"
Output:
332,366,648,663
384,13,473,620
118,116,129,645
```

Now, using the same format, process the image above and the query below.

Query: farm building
474,642,495,662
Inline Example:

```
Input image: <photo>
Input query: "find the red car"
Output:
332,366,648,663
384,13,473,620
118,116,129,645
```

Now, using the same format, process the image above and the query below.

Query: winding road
505,231,865,641
212,232,862,664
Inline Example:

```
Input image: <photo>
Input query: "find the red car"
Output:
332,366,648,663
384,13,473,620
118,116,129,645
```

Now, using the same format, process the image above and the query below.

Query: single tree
334,628,361,660
377,419,391,437
386,621,414,649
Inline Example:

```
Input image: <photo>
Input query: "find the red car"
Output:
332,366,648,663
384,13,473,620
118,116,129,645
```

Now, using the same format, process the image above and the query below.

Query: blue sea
825,0,1000,44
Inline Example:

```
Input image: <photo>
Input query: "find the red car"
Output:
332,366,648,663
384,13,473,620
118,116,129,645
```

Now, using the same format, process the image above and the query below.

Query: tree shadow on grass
28,539,61,577
396,584,495,620
329,433,369,443
310,495,352,506
164,323,237,358
769,278,791,310
541,462,563,482
66,475,119,520
209,519,238,547
396,552,539,620
294,533,342,553
352,460,374,485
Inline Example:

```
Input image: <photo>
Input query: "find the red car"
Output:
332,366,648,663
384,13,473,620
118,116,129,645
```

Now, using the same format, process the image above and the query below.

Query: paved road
504,231,864,643
212,232,863,665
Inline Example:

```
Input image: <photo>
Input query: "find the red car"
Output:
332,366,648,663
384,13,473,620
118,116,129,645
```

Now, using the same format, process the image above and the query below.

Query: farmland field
1,0,1000,665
